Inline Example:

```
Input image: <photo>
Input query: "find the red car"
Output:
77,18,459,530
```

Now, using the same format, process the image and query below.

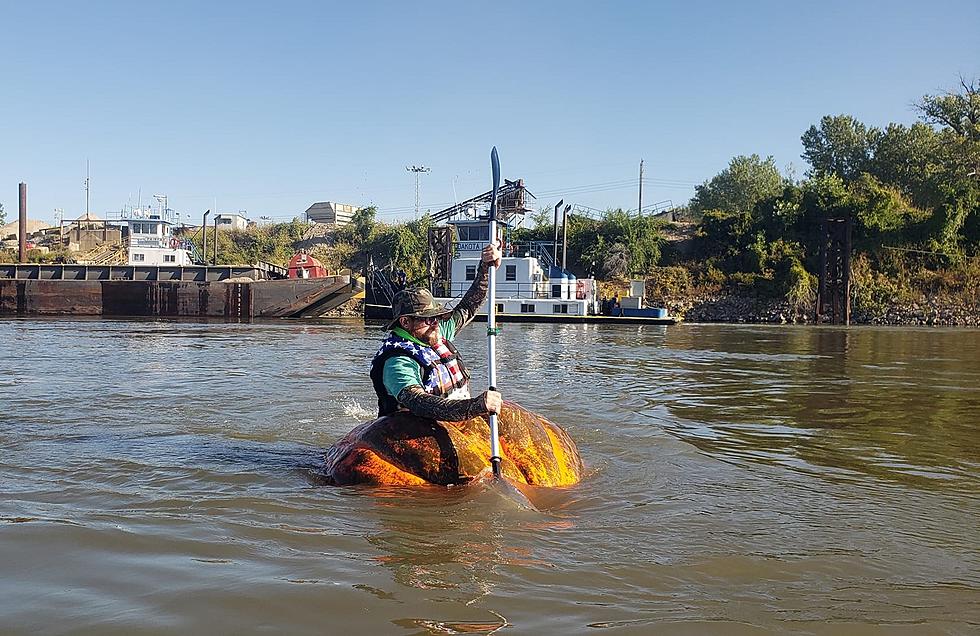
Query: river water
1,318,977,635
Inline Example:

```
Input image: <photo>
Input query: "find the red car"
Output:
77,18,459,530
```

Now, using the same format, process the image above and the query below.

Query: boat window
164,255,176,263
133,253,145,262
465,265,476,281
553,303,568,314
496,303,504,313
551,284,562,298
505,265,516,281
457,225,490,241
521,303,535,313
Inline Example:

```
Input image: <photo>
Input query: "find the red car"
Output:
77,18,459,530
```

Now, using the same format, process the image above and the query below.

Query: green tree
0,202,5,226
360,214,434,283
869,122,945,207
690,154,785,216
801,115,880,182
848,174,929,248
913,78,980,252
926,183,977,258
351,206,378,245
693,209,756,269
756,183,804,239
598,209,662,273
915,77,980,143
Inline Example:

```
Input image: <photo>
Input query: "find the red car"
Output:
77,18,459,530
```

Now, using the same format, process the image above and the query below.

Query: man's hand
482,241,502,268
480,390,502,415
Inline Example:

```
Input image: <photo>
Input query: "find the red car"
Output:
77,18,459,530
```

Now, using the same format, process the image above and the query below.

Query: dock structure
816,217,852,325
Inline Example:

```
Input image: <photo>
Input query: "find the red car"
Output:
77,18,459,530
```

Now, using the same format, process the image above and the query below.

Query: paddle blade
473,467,539,512
489,147,500,221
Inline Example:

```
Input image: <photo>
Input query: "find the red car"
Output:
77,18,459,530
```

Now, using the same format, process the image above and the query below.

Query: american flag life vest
370,332,472,416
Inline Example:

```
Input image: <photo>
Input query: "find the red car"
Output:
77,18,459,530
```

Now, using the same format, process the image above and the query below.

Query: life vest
370,331,471,416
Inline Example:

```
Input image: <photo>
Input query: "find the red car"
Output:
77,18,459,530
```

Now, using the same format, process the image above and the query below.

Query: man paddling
370,242,502,421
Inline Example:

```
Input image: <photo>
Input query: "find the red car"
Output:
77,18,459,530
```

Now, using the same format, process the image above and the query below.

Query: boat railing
506,241,557,268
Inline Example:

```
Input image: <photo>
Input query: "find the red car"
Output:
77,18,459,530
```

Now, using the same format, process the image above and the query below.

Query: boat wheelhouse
107,203,196,266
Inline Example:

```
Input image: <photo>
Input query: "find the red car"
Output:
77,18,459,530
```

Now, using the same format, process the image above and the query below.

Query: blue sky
1,0,977,225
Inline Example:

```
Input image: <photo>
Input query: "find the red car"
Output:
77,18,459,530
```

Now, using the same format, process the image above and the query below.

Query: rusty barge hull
0,264,356,319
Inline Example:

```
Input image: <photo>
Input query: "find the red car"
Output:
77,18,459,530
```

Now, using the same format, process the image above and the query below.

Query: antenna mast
407,165,431,219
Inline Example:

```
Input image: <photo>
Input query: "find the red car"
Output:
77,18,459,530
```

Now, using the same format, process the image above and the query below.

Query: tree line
293,77,977,307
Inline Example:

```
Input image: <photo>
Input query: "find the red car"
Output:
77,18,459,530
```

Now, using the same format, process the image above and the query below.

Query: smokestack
202,209,211,265
552,199,563,268
18,182,27,262
562,204,571,269
213,215,219,264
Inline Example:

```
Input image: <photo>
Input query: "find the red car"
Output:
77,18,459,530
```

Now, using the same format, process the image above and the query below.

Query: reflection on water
0,317,978,633
646,326,980,492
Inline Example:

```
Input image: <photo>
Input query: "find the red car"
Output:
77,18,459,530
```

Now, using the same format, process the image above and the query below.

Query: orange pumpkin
324,401,583,487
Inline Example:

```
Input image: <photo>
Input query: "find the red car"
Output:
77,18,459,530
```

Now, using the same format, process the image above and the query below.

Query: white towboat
433,217,599,317
365,177,674,324
108,203,197,266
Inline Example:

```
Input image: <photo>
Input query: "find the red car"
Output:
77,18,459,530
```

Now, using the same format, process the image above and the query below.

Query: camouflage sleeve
397,386,489,422
450,261,490,332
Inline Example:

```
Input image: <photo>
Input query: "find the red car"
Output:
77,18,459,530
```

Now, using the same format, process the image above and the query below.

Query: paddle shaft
487,147,502,478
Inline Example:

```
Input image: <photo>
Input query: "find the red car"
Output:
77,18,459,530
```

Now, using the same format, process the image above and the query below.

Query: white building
214,213,249,232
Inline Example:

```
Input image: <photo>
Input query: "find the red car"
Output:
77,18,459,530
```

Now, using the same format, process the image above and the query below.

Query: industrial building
304,202,357,226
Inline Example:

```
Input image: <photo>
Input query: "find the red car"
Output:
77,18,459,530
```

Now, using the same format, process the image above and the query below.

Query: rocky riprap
660,294,979,326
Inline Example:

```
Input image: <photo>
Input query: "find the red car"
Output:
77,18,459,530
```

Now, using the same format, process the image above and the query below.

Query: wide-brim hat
386,288,450,330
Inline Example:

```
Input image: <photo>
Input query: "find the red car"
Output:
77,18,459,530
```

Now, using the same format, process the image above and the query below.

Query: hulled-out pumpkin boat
324,401,582,487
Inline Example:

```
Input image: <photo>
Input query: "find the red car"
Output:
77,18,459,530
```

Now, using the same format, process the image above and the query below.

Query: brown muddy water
1,318,977,635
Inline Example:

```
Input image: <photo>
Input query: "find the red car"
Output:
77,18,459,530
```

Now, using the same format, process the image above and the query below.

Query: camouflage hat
387,288,449,330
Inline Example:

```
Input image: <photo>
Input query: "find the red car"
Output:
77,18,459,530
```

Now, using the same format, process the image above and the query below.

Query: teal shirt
382,318,459,400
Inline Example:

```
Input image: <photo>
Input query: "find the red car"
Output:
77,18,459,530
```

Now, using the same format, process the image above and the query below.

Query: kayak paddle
487,146,502,479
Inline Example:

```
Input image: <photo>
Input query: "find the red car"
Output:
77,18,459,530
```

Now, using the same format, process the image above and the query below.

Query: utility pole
85,160,91,218
18,183,27,263
407,165,431,219
638,159,643,216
